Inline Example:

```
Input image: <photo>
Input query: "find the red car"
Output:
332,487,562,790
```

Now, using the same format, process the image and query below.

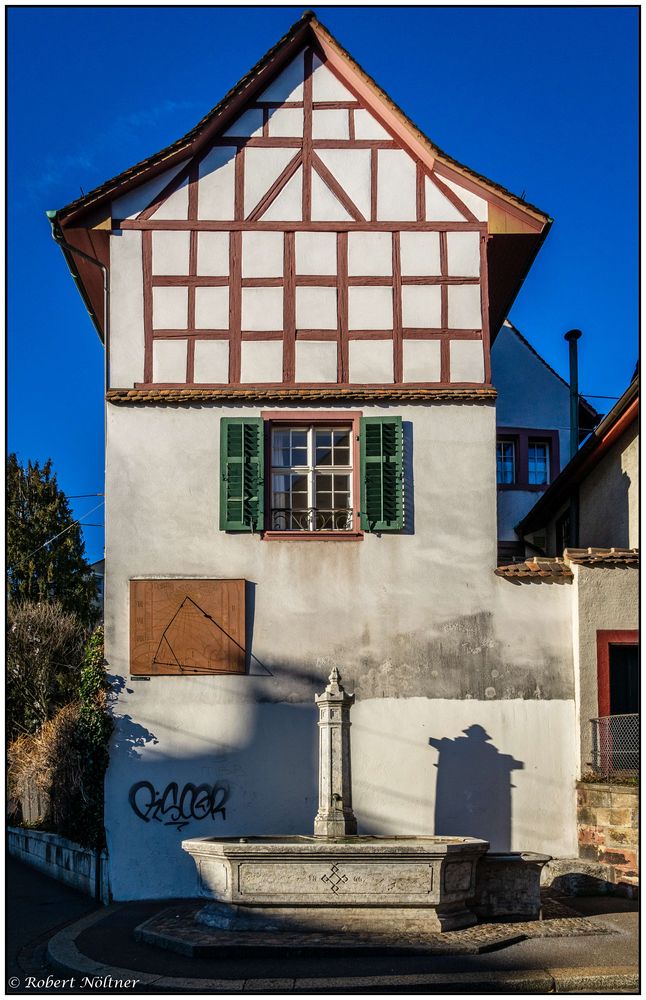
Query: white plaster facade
103,400,578,899
579,423,638,550
54,17,586,903
570,563,638,775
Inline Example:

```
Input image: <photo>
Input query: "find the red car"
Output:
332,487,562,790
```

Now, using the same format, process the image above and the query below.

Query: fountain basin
182,834,488,933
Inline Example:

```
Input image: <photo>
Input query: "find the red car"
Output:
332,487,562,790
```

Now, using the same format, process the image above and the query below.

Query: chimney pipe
564,329,582,459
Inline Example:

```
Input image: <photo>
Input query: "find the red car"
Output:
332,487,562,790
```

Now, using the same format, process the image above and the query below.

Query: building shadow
428,724,523,850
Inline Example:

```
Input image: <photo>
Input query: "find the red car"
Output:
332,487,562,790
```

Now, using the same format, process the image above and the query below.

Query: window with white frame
271,425,353,531
496,439,516,484
527,440,550,485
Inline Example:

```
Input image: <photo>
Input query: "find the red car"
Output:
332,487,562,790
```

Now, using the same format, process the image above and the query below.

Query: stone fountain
182,669,488,935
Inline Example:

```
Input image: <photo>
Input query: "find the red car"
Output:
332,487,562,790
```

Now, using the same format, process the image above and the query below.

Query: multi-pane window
528,441,550,485
496,440,516,485
271,426,353,531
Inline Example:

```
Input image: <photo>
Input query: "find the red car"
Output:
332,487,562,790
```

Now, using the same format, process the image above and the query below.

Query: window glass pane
272,430,291,467
316,429,332,465
496,441,515,484
291,447,308,466
292,430,307,449
333,430,351,466
528,442,549,485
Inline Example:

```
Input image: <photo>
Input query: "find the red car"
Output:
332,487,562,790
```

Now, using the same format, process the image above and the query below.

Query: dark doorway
609,643,639,715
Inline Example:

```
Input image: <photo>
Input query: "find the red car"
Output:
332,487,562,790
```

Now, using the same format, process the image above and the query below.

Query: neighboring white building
516,376,639,780
52,13,605,900
492,320,598,564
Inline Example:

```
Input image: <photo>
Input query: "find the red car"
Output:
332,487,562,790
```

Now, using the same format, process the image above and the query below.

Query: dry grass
8,702,85,828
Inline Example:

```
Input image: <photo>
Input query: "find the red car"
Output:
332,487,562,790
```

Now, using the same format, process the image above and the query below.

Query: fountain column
314,667,358,838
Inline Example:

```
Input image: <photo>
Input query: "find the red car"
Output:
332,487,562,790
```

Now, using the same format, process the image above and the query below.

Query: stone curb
46,907,640,994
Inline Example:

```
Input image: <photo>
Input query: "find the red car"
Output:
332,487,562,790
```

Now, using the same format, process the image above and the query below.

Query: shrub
7,600,87,740
7,626,112,849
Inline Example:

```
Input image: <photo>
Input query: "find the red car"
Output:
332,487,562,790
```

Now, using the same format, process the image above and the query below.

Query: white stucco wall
103,400,577,899
578,423,638,549
572,563,638,773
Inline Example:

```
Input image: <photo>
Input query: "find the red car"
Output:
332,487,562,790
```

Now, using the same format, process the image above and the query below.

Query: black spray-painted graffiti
129,780,229,831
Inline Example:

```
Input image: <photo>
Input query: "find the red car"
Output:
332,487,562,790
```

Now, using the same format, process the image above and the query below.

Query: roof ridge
55,12,551,226
502,319,598,420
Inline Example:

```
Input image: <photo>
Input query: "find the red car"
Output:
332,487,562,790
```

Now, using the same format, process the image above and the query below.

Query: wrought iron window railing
589,714,639,778
271,507,353,531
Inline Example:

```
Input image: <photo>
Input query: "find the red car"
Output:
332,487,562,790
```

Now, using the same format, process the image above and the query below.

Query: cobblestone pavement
135,892,612,957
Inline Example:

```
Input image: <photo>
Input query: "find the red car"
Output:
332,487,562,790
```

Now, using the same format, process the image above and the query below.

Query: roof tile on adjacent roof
495,558,573,580
496,547,639,579
106,386,497,405
563,547,639,567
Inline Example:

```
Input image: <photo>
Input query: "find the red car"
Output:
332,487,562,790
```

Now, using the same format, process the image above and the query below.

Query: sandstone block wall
577,782,638,887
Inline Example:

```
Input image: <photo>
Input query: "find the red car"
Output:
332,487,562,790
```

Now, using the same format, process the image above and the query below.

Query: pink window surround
496,428,560,492
260,410,363,541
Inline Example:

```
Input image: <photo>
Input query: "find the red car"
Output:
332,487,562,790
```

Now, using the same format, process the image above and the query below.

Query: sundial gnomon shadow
153,595,235,672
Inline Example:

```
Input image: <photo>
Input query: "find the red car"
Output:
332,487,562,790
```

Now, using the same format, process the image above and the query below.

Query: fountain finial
326,666,342,693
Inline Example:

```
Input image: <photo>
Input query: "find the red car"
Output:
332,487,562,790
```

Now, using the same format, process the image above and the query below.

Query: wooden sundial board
129,579,246,675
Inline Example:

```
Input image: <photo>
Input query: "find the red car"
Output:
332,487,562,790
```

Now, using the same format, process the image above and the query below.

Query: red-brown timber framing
596,630,639,718
52,11,551,395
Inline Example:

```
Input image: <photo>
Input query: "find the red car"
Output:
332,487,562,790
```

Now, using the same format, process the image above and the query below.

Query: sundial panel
129,579,246,675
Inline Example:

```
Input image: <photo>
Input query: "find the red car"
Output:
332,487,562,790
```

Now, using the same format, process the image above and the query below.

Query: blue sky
8,6,638,563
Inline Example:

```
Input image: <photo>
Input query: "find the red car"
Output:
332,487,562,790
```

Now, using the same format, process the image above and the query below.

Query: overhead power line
26,501,105,559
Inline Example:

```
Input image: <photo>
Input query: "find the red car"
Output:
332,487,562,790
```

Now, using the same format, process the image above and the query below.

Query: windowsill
497,483,550,492
262,530,364,541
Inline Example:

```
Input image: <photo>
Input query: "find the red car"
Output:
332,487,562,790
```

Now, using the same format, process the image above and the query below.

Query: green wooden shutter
219,418,264,531
360,416,404,532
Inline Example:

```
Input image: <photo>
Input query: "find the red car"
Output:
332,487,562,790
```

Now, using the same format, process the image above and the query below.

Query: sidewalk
7,857,639,994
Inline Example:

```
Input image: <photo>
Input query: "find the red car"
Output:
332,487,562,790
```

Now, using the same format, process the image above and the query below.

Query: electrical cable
25,501,105,559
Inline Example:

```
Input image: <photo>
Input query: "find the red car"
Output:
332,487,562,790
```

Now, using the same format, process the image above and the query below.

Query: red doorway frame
596,629,639,717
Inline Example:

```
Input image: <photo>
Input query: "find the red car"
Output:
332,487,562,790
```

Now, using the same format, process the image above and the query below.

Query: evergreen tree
7,454,99,624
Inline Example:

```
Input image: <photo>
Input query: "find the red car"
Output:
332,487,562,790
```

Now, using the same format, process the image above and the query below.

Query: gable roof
498,319,600,429
54,11,550,229
517,375,639,536
50,10,552,344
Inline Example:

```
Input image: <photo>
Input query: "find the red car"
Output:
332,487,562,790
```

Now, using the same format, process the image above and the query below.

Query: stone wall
8,827,110,903
576,781,638,889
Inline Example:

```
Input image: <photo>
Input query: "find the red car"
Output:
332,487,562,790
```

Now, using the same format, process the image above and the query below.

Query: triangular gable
52,11,551,365
56,12,549,232
126,45,488,228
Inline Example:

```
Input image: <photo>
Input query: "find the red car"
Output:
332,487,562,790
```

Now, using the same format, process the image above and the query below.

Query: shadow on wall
402,420,415,535
429,725,524,851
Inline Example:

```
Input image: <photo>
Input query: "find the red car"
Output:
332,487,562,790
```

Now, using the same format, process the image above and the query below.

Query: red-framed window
261,411,363,541
496,428,559,491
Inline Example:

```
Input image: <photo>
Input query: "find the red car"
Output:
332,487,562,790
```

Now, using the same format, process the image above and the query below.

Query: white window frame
270,424,353,531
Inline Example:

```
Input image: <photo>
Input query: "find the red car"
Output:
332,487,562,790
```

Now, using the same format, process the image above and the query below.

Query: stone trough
182,668,489,936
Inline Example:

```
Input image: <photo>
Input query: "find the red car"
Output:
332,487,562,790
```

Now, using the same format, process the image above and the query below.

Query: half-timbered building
52,13,585,900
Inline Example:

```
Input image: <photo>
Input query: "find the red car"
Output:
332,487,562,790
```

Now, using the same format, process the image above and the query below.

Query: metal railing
589,714,639,778
271,507,354,531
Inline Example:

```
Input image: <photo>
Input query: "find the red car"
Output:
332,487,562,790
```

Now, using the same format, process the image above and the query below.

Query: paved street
7,858,98,991
6,856,639,994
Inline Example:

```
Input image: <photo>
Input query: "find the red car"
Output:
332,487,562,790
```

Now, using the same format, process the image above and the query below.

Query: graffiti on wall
129,780,230,831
